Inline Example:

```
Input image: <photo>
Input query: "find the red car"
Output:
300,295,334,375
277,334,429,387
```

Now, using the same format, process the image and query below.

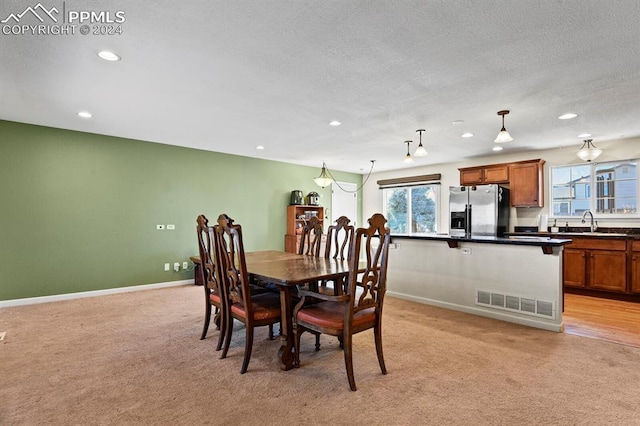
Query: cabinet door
460,168,483,185
589,250,627,292
510,162,543,207
632,252,640,294
483,165,509,183
563,248,586,288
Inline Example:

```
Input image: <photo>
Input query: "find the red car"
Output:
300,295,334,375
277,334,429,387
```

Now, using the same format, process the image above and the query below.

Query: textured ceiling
1,0,640,174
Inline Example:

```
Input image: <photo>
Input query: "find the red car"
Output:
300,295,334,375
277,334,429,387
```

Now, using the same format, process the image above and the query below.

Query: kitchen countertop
392,234,571,254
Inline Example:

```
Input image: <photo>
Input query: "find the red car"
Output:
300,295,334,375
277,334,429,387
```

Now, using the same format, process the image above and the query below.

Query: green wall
0,120,362,301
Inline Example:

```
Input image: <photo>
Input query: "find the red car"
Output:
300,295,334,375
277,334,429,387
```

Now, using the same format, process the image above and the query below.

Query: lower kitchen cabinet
631,242,640,294
563,249,587,288
563,237,627,293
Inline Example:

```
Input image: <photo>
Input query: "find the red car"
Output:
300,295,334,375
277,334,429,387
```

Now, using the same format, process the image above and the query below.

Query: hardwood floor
563,293,640,348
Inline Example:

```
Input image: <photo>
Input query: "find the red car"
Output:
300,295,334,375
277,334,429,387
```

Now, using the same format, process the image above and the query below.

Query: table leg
276,285,295,370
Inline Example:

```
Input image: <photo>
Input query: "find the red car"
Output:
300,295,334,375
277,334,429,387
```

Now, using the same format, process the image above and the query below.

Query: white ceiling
1,1,640,174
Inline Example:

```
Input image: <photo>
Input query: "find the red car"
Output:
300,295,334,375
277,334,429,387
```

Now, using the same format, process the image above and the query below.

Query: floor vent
476,290,555,319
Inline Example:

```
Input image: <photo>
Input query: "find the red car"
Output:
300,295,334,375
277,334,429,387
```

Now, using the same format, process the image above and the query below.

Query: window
382,184,440,235
550,160,638,217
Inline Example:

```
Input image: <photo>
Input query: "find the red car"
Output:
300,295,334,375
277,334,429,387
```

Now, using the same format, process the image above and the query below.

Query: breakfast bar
385,235,572,332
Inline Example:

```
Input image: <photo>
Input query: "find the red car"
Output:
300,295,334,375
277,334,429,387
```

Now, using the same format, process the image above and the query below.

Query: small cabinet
285,205,324,253
631,241,640,294
510,159,545,207
562,237,627,293
459,164,509,185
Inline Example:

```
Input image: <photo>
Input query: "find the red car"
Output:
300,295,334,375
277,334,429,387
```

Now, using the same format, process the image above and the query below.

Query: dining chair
195,215,226,350
213,214,282,374
321,216,354,296
293,213,391,391
298,215,323,257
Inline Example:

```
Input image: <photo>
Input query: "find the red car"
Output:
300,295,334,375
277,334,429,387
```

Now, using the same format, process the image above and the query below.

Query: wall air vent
476,290,555,319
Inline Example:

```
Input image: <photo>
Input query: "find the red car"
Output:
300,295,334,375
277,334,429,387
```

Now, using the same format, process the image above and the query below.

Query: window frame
549,159,639,219
381,183,441,236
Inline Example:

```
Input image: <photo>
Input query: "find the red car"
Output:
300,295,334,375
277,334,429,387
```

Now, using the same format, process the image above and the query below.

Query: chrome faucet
581,210,598,232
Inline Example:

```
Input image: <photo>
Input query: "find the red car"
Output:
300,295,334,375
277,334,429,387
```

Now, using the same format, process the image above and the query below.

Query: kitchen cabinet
458,159,544,207
562,237,627,293
509,159,545,207
630,241,640,294
284,205,324,253
459,164,509,185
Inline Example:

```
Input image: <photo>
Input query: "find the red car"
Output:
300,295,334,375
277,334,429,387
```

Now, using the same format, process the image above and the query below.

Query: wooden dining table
245,250,350,371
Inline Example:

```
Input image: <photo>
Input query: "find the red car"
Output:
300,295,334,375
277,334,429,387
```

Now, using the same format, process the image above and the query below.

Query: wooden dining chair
196,215,226,350
293,213,391,391
321,216,355,296
213,214,282,374
298,215,323,257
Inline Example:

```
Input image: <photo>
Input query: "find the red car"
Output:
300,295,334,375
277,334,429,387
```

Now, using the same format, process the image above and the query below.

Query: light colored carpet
1,285,639,425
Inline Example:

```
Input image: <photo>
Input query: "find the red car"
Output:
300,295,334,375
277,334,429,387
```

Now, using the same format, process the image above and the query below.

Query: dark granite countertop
391,234,571,254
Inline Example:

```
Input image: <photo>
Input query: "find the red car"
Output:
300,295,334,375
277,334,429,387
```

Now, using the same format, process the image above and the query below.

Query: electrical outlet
156,224,165,230
173,262,180,272
167,224,175,230
164,263,170,271
182,261,189,270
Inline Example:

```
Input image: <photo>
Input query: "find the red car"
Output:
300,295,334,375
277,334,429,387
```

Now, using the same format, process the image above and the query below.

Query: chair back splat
298,216,323,256
293,213,391,391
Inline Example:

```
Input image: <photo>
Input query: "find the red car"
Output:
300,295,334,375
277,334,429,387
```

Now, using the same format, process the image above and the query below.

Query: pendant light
414,129,428,157
403,141,414,163
576,139,602,162
312,160,376,191
313,162,333,188
494,110,513,143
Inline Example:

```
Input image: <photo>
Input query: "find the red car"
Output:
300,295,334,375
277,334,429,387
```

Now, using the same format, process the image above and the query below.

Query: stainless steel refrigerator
449,184,510,237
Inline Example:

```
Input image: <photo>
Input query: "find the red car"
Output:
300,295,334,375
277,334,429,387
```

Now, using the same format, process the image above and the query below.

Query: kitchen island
386,235,571,332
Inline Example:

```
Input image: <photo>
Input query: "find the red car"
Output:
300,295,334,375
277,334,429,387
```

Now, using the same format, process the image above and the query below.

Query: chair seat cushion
297,302,375,330
231,292,281,321
209,292,222,305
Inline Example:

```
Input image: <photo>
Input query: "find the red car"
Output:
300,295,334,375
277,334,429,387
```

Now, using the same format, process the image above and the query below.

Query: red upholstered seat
296,303,375,329
231,292,281,321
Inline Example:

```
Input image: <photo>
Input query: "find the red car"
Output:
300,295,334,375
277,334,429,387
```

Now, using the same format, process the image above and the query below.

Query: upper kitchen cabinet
459,159,545,207
459,164,509,185
509,159,545,207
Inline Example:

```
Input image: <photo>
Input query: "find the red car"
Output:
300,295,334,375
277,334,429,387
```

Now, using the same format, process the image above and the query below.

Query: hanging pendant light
414,129,428,157
576,139,602,162
313,162,333,188
403,141,414,163
494,110,514,143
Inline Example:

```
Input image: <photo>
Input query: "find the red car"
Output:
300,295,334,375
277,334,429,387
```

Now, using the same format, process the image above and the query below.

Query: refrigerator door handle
466,204,472,237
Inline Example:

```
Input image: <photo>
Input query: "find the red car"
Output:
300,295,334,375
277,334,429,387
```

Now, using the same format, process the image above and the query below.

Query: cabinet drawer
631,241,640,252
564,238,626,251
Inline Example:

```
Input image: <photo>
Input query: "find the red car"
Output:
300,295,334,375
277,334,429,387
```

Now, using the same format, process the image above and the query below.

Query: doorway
330,182,358,227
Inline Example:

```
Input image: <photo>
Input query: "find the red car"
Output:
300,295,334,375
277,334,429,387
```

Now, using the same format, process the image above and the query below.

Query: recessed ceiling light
493,146,503,151
452,120,464,125
256,145,264,150
77,111,92,118
98,51,120,61
329,120,341,126
558,113,578,120
577,133,592,138
461,133,474,138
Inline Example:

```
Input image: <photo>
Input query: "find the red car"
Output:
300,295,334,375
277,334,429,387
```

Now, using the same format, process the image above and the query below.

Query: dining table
244,250,350,371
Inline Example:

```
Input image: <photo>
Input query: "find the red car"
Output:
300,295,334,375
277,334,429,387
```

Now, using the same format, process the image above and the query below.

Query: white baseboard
387,291,564,333
0,280,194,309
